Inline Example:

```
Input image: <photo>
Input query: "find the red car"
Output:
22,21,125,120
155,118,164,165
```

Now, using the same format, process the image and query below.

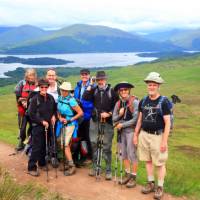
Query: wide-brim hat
96,71,107,80
59,82,73,91
144,72,164,84
114,81,134,91
38,78,49,87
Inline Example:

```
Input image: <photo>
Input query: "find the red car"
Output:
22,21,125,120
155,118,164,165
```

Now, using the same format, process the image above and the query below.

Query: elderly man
83,71,118,180
133,72,171,199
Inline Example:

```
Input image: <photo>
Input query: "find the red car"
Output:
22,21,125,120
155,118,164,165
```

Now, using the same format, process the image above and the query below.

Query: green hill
0,55,200,199
0,24,180,54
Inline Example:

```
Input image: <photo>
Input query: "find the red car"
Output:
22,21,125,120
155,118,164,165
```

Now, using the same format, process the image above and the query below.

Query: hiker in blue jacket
57,82,83,176
73,69,95,165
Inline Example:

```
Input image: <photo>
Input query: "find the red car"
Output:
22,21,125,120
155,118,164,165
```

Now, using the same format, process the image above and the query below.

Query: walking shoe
88,169,96,177
141,181,156,194
64,165,76,176
27,170,39,177
118,172,130,185
126,174,136,188
15,140,25,151
105,172,112,181
154,186,163,200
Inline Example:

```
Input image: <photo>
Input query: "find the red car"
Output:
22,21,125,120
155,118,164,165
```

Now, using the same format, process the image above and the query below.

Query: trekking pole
45,127,49,182
52,124,58,178
95,117,105,181
118,132,123,186
114,130,118,184
62,124,66,175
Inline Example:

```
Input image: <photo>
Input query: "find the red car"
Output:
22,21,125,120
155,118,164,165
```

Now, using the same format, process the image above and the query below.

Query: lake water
0,52,157,78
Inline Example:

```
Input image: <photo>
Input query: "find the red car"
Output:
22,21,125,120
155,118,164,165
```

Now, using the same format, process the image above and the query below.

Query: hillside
0,24,181,54
0,55,200,199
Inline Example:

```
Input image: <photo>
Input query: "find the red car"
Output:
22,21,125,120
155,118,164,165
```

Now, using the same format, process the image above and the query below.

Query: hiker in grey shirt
113,82,139,188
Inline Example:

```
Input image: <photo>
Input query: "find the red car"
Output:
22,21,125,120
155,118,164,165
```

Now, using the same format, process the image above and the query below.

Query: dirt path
0,142,186,200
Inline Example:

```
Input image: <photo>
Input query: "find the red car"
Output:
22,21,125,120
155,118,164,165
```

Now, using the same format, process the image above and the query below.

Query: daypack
141,96,174,130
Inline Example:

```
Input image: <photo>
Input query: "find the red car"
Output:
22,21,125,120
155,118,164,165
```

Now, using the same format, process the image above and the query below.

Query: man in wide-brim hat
113,81,139,188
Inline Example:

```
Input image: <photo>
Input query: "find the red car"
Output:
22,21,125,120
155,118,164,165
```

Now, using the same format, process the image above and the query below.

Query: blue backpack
141,96,174,130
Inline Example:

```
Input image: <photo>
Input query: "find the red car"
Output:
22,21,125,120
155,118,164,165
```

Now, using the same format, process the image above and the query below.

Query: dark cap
38,78,49,87
80,69,90,74
114,81,134,91
96,71,107,80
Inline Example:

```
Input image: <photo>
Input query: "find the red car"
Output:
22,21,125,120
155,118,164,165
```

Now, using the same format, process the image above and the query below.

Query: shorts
138,130,168,166
60,125,75,147
120,131,137,162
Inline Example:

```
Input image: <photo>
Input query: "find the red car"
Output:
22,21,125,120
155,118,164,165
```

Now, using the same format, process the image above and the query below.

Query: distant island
0,56,74,65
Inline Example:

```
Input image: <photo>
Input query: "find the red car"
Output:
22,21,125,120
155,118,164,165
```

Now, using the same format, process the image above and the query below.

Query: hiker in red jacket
14,68,37,151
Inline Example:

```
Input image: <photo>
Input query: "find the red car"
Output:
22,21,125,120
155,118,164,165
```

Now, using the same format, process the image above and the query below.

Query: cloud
0,0,200,31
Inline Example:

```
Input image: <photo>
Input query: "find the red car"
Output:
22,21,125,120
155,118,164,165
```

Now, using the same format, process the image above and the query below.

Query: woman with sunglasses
113,81,139,188
27,78,56,177
57,82,83,176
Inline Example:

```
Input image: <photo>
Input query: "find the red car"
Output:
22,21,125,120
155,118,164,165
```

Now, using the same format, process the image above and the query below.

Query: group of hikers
14,68,173,200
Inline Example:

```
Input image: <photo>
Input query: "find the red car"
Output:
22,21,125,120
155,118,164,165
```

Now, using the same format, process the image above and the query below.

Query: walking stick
114,129,119,184
45,127,49,182
96,117,105,180
119,133,123,186
62,124,66,175
52,124,58,178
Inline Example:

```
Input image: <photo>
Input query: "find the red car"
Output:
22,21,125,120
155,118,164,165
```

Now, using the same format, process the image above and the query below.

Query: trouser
28,125,48,171
18,114,31,142
90,120,114,172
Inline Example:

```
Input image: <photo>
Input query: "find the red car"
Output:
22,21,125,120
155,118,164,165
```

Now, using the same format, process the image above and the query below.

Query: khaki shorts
138,130,168,166
60,125,75,147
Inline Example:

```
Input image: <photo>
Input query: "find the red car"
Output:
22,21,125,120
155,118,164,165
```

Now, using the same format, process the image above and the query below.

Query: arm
112,102,121,123
133,112,143,146
71,105,83,121
82,86,95,101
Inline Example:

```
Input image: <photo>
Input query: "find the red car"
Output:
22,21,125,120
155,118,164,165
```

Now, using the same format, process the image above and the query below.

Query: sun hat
114,81,134,91
80,69,90,74
59,82,73,91
144,72,164,84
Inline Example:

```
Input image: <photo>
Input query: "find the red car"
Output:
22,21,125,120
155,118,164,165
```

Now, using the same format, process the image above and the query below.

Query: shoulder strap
141,96,148,108
127,96,136,113
158,96,166,116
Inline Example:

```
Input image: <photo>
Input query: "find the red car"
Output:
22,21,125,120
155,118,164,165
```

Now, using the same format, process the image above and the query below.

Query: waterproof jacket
74,80,94,121
14,80,36,116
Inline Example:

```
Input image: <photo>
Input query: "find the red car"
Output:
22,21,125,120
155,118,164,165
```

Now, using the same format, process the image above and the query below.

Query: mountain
0,24,182,54
0,26,15,34
0,25,52,49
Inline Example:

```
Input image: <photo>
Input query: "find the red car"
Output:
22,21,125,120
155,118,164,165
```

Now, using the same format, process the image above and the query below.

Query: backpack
116,95,137,114
141,95,174,130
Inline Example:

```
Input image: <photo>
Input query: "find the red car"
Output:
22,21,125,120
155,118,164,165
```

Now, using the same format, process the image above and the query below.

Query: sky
1,0,200,32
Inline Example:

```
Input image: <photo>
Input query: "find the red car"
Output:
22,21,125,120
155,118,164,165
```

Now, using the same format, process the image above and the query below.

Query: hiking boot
64,165,76,176
141,181,156,194
126,174,136,188
15,140,25,151
154,186,164,200
88,169,96,177
27,170,39,177
118,172,130,185
59,162,69,171
105,172,112,181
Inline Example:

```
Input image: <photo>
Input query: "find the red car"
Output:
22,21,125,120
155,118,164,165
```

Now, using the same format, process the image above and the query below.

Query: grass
0,167,64,200
0,54,200,199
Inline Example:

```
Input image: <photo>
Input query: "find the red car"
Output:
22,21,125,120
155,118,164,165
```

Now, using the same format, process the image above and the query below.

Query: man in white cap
133,72,171,199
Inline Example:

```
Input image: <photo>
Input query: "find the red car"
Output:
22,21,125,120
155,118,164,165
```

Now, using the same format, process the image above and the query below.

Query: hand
116,123,123,130
101,112,110,119
133,134,138,146
119,108,125,117
22,101,27,108
60,117,67,124
87,85,92,91
42,121,49,128
160,140,168,152
51,115,56,126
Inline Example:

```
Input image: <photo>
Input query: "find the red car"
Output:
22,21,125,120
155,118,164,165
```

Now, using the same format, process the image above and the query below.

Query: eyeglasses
119,88,129,92
40,86,48,89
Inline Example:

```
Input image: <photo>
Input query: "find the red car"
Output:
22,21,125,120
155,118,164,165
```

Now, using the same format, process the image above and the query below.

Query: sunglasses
119,88,129,92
